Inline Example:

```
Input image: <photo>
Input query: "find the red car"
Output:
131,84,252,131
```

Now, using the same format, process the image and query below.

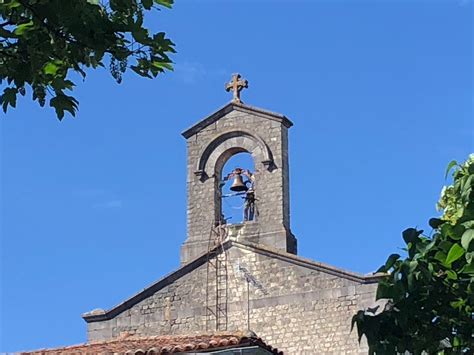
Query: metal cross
225,73,248,103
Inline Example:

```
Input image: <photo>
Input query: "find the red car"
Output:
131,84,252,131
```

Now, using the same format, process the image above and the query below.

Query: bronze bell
230,174,248,192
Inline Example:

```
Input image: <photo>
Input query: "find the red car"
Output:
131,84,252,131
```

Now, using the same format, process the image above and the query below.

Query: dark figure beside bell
243,188,256,221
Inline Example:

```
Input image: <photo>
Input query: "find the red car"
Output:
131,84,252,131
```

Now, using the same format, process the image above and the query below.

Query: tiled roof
20,332,283,355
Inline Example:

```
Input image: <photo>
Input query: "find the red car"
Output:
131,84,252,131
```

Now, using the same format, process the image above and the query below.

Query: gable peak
181,101,293,139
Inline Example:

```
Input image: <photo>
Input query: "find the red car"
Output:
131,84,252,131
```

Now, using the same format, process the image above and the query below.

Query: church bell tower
180,74,297,264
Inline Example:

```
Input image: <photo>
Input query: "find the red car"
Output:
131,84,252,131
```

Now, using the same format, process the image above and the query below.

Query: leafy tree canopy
353,155,474,354
0,0,175,119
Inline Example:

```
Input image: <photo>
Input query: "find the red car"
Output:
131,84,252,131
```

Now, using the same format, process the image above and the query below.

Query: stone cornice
181,102,293,139
82,241,228,323
232,241,385,284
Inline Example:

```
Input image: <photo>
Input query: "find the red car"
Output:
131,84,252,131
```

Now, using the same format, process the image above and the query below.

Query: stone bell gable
83,241,380,354
181,102,297,265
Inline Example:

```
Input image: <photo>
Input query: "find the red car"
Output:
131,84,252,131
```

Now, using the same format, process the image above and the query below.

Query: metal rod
215,247,219,331
247,278,250,331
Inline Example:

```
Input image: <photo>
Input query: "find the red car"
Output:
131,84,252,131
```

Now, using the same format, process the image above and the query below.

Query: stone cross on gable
225,73,248,103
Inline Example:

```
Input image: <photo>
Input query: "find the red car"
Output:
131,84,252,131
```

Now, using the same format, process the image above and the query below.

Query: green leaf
376,254,400,273
87,0,100,4
43,62,60,75
130,65,152,78
468,163,474,174
446,269,457,280
419,240,436,256
453,336,462,347
434,251,447,263
151,60,173,71
445,160,458,179
402,228,422,244
461,229,474,250
429,218,444,229
376,281,392,300
460,262,474,275
132,28,149,43
439,240,453,253
463,175,473,191
154,0,173,8
49,94,79,120
408,260,418,272
463,220,474,230
142,0,153,9
466,252,474,264
0,87,18,113
445,243,465,265
450,299,465,310
51,79,75,91
428,261,434,273
6,0,22,9
392,280,405,300
14,20,34,35
352,310,367,342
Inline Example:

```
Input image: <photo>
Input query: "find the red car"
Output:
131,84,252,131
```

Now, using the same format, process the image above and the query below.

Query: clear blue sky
1,0,472,352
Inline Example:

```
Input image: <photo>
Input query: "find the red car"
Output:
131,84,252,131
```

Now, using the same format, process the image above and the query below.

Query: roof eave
82,241,231,322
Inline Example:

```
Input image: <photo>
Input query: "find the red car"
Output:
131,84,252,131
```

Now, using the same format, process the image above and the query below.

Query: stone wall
181,103,296,264
87,243,377,354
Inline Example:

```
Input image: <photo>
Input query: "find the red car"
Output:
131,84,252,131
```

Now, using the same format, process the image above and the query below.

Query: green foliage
0,0,175,119
353,155,474,354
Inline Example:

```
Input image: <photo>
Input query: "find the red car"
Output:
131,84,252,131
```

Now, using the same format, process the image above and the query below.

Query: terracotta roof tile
20,332,282,355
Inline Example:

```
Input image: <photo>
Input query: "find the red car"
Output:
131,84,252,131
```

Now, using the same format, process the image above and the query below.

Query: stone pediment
82,239,382,324
181,102,293,139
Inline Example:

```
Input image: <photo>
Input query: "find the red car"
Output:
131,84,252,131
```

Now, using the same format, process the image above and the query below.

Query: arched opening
195,130,274,180
219,152,255,224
